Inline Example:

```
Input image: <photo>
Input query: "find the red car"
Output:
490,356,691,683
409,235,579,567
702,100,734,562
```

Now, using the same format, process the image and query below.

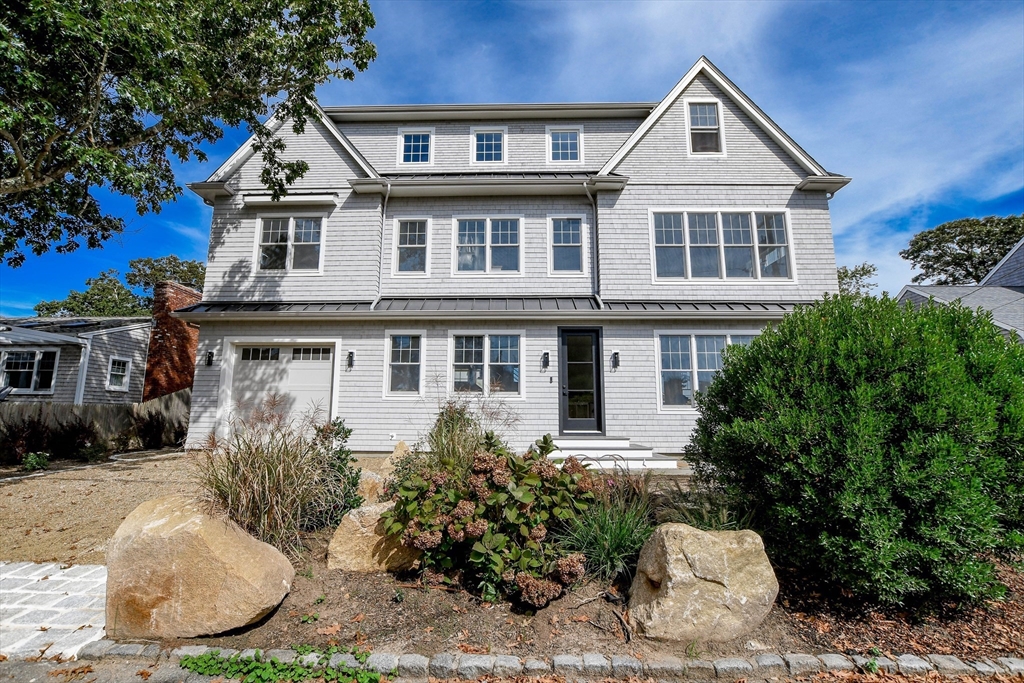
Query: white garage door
231,345,334,421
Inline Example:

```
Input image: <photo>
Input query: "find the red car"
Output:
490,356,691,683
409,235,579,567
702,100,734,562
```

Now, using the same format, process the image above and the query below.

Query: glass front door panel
560,330,601,432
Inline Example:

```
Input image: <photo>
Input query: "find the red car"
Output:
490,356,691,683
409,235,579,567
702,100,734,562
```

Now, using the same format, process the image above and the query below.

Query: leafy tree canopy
33,256,204,316
0,0,376,266
837,261,878,297
899,214,1024,285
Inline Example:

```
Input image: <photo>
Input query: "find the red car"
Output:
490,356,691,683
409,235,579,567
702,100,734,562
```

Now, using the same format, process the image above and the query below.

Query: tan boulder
105,495,294,639
327,501,420,573
629,523,778,643
378,440,411,479
357,470,383,502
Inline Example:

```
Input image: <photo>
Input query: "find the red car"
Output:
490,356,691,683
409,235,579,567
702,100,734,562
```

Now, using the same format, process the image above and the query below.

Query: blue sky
2,0,1022,315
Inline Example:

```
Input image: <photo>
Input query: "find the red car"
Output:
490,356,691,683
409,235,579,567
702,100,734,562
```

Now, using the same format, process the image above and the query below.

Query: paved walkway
0,561,106,660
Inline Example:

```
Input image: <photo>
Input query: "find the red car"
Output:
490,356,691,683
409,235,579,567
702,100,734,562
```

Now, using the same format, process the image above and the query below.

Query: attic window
688,102,721,154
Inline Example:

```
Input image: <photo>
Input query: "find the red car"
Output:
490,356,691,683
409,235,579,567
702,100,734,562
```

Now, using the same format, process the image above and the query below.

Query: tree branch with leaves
0,0,376,266
899,215,1024,285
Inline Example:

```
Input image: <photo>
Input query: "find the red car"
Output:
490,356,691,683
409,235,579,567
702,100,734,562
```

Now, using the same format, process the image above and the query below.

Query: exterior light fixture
611,351,620,369
205,351,214,366
541,351,550,369
347,350,355,369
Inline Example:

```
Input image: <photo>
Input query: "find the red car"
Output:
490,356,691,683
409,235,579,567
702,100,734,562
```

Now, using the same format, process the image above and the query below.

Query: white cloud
166,222,211,260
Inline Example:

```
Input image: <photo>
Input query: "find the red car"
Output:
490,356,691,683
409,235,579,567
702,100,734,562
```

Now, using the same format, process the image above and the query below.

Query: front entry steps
548,436,681,471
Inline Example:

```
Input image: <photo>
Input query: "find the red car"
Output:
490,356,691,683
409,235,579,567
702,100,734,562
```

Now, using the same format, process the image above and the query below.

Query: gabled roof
897,285,1024,336
189,100,380,203
979,235,1024,286
0,325,85,346
597,56,850,192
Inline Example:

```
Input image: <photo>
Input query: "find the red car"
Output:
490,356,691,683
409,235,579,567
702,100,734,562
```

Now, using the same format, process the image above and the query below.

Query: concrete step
553,436,631,449
570,454,681,471
550,445,655,460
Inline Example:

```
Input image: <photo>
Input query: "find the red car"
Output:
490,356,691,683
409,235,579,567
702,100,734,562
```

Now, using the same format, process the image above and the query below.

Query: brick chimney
143,281,202,402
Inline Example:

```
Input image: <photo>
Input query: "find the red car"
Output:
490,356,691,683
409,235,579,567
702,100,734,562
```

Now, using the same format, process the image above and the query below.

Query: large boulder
629,523,778,643
357,470,383,502
327,501,420,573
105,495,294,639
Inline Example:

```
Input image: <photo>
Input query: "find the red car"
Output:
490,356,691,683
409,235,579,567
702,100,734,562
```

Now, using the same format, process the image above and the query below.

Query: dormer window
470,127,506,164
688,102,721,154
398,127,433,165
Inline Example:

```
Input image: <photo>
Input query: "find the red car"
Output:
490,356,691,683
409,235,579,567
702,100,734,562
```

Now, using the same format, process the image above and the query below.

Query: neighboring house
0,282,202,405
178,56,850,464
897,235,1024,341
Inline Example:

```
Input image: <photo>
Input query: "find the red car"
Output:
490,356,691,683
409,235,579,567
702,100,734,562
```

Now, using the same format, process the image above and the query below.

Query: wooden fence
0,388,191,446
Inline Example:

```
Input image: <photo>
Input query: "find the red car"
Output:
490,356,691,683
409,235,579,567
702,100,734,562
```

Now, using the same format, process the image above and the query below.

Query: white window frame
684,97,727,158
396,126,435,167
648,208,796,284
450,215,526,277
391,216,431,277
447,331,526,399
252,212,328,276
546,125,584,165
383,329,426,399
105,356,132,392
654,330,761,413
547,213,588,277
0,347,60,395
469,126,508,165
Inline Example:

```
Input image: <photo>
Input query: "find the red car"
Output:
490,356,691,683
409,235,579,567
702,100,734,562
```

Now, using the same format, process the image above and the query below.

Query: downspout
372,180,392,310
583,181,603,309
73,338,92,405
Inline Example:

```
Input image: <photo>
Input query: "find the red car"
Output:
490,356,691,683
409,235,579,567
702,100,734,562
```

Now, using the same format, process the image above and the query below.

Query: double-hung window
658,333,757,407
688,102,722,154
106,357,131,391
452,334,521,395
653,211,791,280
551,218,583,273
472,128,505,163
395,220,428,274
456,218,520,273
400,129,432,164
1,349,57,393
548,126,582,162
258,217,323,273
388,335,422,395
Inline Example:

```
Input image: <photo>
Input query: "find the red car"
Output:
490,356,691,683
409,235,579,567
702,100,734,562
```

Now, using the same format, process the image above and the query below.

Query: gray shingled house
897,235,1024,341
0,318,151,404
177,56,851,466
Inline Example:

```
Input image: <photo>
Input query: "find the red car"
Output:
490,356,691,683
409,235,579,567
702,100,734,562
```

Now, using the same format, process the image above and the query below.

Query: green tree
34,270,150,317
836,261,877,296
126,256,205,308
0,0,376,266
899,215,1024,285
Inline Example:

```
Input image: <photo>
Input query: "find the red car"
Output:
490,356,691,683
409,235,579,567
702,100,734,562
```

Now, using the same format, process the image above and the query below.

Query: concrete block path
0,561,106,660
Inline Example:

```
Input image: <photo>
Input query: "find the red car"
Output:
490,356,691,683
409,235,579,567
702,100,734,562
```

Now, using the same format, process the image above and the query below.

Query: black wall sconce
541,351,550,369
205,351,214,367
611,350,620,369
346,350,355,370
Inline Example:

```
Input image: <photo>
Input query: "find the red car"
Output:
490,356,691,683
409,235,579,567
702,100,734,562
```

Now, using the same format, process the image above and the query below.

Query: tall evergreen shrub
687,294,1024,605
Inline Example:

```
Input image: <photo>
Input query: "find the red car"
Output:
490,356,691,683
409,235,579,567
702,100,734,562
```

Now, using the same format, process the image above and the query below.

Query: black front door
559,328,602,433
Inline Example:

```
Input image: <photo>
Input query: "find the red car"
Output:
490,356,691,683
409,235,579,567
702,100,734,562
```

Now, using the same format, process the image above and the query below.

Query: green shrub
554,470,655,583
0,415,49,465
20,451,49,472
654,484,756,532
686,294,1024,606
381,433,593,606
133,411,168,450
194,399,363,553
0,414,105,464
48,415,102,460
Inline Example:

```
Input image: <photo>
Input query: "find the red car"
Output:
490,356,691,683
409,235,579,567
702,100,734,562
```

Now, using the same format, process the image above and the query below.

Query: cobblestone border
68,641,1024,681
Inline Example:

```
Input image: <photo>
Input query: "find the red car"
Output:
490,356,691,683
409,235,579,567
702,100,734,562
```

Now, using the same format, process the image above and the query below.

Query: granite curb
60,643,1024,680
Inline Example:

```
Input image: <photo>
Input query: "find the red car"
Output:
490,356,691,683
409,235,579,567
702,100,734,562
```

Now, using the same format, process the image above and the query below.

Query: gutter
582,183,603,310
372,180,393,310
349,175,628,197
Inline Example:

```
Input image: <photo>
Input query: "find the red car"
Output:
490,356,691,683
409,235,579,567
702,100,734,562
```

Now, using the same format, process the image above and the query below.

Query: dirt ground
1,455,1021,661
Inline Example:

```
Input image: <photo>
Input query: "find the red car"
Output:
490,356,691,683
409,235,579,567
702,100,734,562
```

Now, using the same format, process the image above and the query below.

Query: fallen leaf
350,613,365,623
136,670,152,680
457,644,489,654
570,615,590,623
423,626,433,633
318,623,342,636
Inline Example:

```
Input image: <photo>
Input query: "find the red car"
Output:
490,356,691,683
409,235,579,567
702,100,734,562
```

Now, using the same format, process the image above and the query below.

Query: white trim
469,126,508,166
647,207,798,285
546,213,589,277
545,125,585,165
396,126,435,167
307,99,379,179
390,216,432,277
654,329,761,413
450,215,526,277
599,56,828,177
74,337,92,405
78,322,152,338
979,235,1024,285
252,211,330,277
0,347,61,396
242,193,338,207
447,330,526,399
215,337,342,432
105,356,132,392
683,97,727,158
382,329,427,399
